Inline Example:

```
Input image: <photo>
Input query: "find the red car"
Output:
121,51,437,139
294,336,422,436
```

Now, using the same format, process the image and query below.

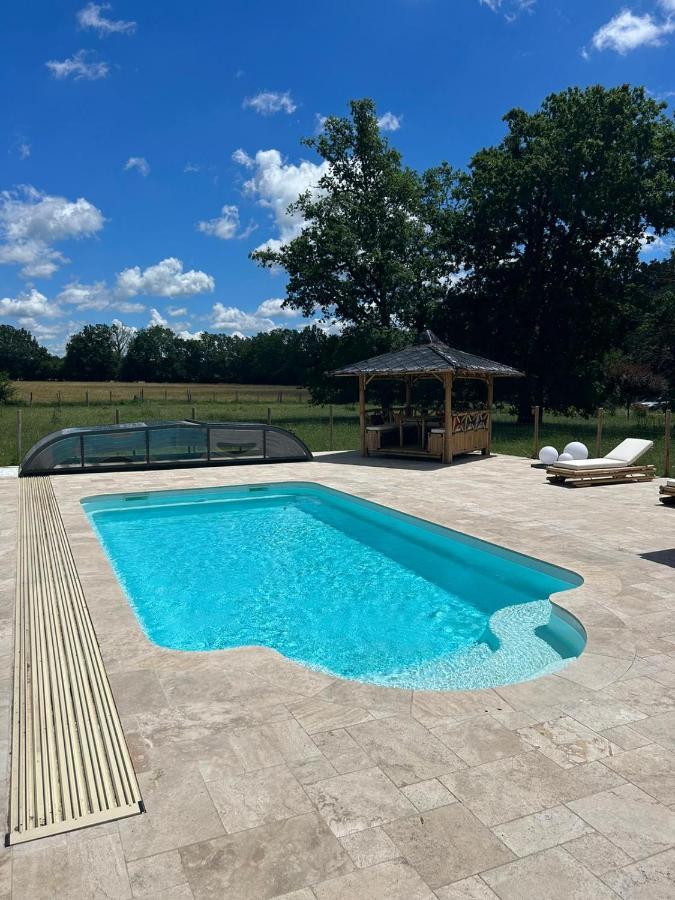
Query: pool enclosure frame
19,421,313,476
331,330,524,464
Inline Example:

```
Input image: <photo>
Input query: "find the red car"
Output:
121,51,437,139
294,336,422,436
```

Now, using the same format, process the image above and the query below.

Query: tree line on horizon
1,86,674,418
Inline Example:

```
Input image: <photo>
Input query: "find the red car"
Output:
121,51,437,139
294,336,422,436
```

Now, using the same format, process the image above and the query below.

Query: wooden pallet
660,485,675,504
546,465,655,488
7,477,142,845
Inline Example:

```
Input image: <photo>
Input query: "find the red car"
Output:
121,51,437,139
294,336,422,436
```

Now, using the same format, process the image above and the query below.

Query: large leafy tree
121,325,188,382
0,324,56,379
630,251,675,395
251,99,462,331
439,85,675,417
64,324,119,380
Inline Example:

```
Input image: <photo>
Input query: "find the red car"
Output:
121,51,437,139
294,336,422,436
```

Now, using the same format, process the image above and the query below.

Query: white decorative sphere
539,446,559,465
563,441,588,460
558,452,573,462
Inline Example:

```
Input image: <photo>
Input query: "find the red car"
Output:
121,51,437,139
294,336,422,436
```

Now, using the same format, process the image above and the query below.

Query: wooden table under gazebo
331,330,523,464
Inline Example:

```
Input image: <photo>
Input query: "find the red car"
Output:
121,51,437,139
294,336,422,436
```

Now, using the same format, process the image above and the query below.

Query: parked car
631,397,671,412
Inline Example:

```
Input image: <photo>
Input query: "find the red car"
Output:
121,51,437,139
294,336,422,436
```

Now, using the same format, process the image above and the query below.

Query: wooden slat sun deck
7,477,142,845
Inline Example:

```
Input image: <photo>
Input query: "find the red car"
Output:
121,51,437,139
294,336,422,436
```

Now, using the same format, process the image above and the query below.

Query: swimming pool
83,482,585,691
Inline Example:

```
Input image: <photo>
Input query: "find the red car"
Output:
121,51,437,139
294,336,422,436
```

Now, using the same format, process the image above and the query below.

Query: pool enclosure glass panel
149,425,208,463
83,429,148,468
28,435,82,472
209,426,264,460
20,421,312,475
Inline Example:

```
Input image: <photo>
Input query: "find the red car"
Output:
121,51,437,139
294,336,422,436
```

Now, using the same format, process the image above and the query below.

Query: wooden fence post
16,409,22,463
267,407,272,425
191,406,196,420
29,392,33,407
664,408,672,477
115,407,120,425
595,407,604,457
329,405,334,451
531,405,540,459
109,389,113,405
85,389,89,407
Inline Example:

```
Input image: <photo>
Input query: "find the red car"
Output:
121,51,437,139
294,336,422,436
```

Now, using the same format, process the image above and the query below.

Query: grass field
0,385,671,475
10,380,310,405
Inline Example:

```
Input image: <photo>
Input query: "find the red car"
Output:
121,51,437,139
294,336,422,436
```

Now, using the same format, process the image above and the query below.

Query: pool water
83,482,585,690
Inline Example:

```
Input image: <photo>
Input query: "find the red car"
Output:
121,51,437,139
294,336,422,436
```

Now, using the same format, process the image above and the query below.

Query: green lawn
0,399,671,475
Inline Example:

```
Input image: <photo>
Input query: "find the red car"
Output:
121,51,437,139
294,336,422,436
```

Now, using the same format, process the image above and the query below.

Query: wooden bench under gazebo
331,330,523,464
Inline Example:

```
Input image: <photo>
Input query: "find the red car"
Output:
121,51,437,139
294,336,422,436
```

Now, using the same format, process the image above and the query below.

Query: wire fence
1,398,672,475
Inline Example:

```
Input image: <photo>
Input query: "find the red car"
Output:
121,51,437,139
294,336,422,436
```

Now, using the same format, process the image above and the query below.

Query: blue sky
1,0,674,353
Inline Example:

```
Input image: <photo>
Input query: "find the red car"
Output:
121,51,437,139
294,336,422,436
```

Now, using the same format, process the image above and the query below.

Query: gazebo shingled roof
330,330,523,464
331,330,523,379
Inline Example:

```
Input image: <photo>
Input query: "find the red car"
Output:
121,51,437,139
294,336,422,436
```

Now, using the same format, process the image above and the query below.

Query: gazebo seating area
332,331,523,464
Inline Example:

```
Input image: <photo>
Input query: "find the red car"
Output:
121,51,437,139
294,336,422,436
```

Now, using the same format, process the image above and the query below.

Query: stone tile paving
0,451,674,897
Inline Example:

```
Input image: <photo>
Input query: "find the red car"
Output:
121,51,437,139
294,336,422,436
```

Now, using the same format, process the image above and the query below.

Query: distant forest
1,87,674,416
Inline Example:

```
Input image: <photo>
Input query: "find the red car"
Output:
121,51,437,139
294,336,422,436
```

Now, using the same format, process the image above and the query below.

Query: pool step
7,477,143,845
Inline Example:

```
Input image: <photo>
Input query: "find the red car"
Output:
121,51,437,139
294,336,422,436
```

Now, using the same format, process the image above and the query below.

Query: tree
64,324,118,380
121,326,188,382
440,85,675,419
0,324,56,379
251,98,462,332
630,251,675,395
0,371,14,403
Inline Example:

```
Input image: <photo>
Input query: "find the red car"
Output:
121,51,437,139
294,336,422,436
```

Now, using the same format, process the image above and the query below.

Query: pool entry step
7,477,142,845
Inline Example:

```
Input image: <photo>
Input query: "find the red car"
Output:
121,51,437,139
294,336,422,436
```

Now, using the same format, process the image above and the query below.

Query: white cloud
659,0,675,11
0,288,61,319
18,141,31,160
314,113,328,133
116,257,215,298
177,328,203,341
167,305,187,317
148,307,169,327
183,162,201,173
589,10,674,54
56,279,147,313
0,186,104,278
210,303,276,335
232,148,254,168
124,156,150,176
18,317,65,341
243,91,297,116
57,280,110,310
197,205,240,239
254,298,300,319
237,148,329,248
77,3,136,35
479,0,535,17
377,112,402,132
46,50,109,80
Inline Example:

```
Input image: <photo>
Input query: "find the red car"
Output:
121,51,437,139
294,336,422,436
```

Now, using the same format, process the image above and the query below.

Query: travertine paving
0,451,674,898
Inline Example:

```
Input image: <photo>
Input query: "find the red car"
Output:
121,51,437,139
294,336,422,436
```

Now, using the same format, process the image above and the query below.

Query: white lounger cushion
365,424,398,432
552,438,653,470
667,479,675,487
430,428,445,434
552,457,626,470
604,438,653,464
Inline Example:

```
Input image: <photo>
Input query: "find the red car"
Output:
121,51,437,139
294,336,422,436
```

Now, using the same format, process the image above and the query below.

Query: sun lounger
546,438,655,487
660,479,675,503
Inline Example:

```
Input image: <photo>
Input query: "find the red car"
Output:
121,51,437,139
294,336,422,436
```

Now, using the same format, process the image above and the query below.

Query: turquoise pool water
82,482,585,690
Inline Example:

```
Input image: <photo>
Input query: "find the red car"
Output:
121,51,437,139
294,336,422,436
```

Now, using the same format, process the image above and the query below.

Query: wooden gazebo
332,330,523,464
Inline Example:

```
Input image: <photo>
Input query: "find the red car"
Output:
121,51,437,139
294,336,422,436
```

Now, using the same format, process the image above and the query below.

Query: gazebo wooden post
358,374,366,457
485,375,494,456
404,376,412,415
443,372,453,464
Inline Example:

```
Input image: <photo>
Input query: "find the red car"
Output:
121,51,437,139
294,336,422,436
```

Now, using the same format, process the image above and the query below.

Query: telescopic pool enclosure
19,421,312,476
